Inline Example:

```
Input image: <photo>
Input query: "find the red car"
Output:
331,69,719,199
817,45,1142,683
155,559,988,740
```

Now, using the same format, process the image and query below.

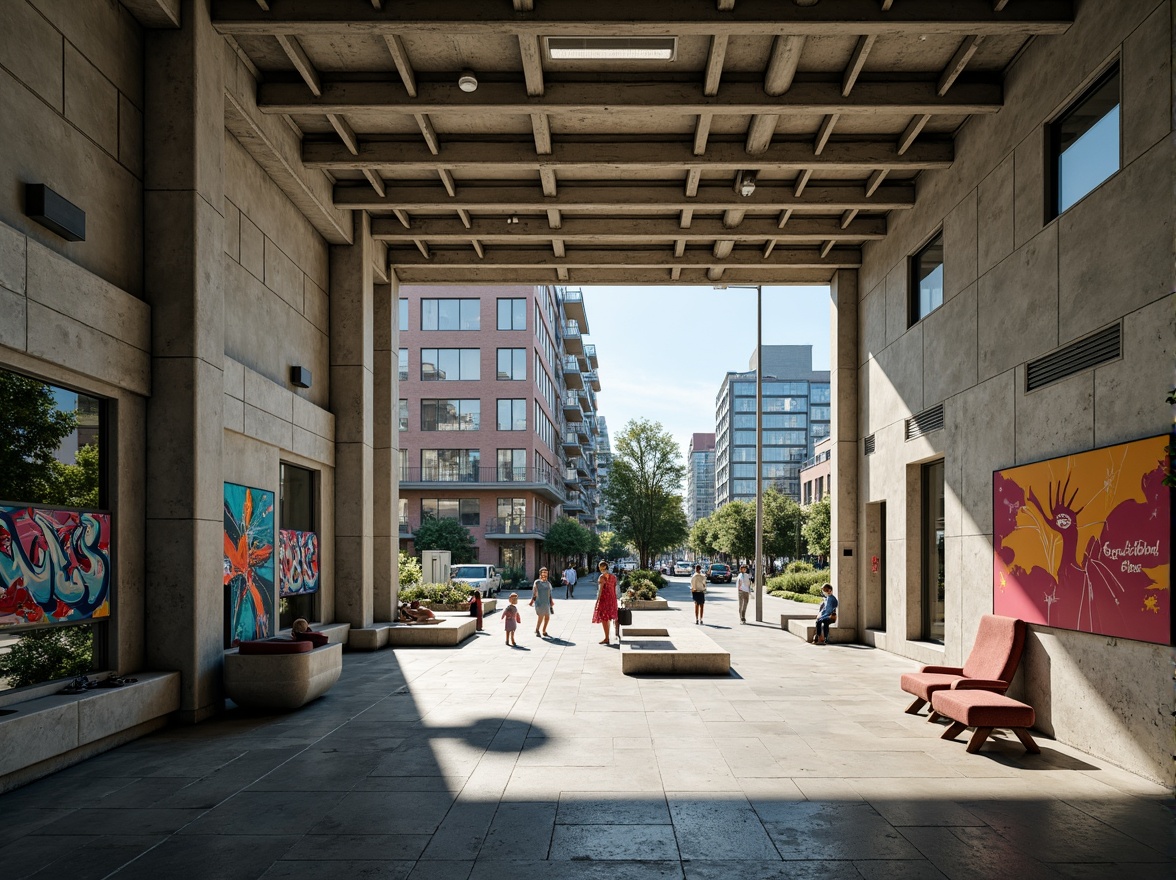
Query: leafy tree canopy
802,496,832,559
542,516,594,561
0,371,82,505
597,530,630,562
712,500,755,561
414,515,477,564
763,488,805,560
688,516,717,557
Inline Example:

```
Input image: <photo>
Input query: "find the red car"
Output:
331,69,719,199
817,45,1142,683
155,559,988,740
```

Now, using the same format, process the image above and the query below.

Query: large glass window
497,399,527,431
398,348,408,381
421,449,480,481
733,414,757,429
279,463,318,629
497,348,527,381
922,460,946,643
910,232,944,324
732,381,754,396
421,298,480,331
764,430,808,446
497,449,527,480
398,299,408,331
421,348,480,381
763,413,806,429
497,298,527,330
811,406,830,422
762,397,806,412
809,385,831,404
1052,65,1120,216
764,382,808,396
421,399,480,431
422,498,480,526
732,463,756,478
398,399,408,432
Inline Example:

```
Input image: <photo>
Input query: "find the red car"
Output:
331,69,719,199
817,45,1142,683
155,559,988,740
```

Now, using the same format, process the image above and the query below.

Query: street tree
802,496,832,560
713,500,755,562
597,530,629,562
542,517,593,564
688,515,718,558
763,488,805,563
413,516,477,565
601,419,688,568
0,371,81,504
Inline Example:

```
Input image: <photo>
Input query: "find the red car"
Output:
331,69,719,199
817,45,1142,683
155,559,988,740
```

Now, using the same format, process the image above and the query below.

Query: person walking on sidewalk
690,564,707,625
592,560,618,644
530,567,554,638
735,564,752,624
562,562,577,599
814,583,838,645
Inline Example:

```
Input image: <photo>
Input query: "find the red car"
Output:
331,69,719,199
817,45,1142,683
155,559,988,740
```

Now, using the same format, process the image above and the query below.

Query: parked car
673,560,694,576
450,564,501,597
707,563,732,584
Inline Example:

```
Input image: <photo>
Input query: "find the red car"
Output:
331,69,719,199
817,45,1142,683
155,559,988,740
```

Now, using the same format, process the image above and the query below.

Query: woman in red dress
591,560,618,645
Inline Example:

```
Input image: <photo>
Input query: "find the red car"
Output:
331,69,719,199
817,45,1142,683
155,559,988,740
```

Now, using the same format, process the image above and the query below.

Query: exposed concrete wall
856,0,1174,784
0,1,144,295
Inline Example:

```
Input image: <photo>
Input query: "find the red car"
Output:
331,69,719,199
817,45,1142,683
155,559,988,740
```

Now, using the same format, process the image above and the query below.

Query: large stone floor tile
467,860,684,880
405,862,475,880
107,833,300,880
666,795,780,860
477,801,557,859
901,825,1067,880
279,833,432,861
259,860,414,879
318,790,457,836
682,859,860,879
852,859,949,879
755,801,922,860
418,800,499,861
179,790,345,836
551,823,681,860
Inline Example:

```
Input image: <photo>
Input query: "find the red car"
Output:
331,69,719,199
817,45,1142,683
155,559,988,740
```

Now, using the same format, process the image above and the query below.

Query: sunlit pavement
2,576,1171,880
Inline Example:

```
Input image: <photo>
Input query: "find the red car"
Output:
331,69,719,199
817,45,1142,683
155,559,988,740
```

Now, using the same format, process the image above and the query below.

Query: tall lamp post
715,283,765,623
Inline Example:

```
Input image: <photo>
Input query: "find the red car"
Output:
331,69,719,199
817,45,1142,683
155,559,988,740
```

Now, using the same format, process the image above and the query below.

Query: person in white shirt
735,564,752,624
562,563,577,599
689,564,707,624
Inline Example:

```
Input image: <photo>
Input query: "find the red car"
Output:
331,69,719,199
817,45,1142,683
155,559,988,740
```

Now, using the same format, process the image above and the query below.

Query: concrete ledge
0,672,180,788
348,623,393,651
430,598,497,613
224,642,343,710
628,599,669,610
780,611,818,629
785,619,856,643
620,626,731,675
277,621,350,644
388,618,476,647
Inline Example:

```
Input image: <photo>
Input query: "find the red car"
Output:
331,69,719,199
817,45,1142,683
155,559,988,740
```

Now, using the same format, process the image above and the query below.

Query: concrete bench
349,617,477,649
931,688,1039,754
785,618,855,644
223,642,342,711
619,626,730,675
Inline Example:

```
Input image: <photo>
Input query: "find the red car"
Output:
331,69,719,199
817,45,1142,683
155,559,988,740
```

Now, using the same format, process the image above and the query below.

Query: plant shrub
771,590,822,604
501,565,525,587
808,582,829,597
626,569,666,589
765,571,827,595
785,560,815,574
398,582,472,605
0,625,94,689
626,577,658,600
398,552,422,588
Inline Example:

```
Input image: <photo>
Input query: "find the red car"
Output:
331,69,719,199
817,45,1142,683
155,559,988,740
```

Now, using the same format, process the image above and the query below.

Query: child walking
501,592,522,646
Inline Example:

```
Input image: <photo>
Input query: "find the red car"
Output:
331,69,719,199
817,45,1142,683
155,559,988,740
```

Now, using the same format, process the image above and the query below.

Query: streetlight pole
754,284,764,623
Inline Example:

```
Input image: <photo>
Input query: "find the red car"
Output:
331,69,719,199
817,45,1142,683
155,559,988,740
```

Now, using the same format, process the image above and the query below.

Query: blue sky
582,285,831,466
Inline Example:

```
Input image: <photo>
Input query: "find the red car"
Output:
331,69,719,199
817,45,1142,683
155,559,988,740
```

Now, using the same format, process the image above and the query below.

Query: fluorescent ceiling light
545,37,677,61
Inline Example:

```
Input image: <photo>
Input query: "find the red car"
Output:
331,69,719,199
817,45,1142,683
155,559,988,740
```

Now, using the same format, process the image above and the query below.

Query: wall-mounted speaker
25,184,86,242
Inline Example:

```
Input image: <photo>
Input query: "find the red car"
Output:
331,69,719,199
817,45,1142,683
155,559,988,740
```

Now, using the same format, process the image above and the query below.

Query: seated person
466,589,484,631
398,602,439,623
291,618,329,646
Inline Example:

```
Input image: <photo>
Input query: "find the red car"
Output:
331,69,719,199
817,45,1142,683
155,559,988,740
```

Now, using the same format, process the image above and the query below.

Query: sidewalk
0,577,1170,879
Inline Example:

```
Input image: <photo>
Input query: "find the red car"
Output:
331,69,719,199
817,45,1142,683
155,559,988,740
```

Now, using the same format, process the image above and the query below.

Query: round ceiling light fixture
458,70,478,92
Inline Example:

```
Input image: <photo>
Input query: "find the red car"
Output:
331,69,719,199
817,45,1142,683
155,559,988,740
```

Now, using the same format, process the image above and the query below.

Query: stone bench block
387,618,476,646
620,626,730,675
76,672,181,743
780,611,817,629
786,619,856,643
224,642,343,710
628,599,669,610
0,697,79,777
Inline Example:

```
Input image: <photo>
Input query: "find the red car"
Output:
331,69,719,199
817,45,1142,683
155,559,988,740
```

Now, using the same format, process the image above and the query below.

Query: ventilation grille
906,404,944,440
864,434,876,455
1026,324,1121,391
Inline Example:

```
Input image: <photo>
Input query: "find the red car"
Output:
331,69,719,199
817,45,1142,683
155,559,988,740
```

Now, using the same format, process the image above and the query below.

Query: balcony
578,389,592,413
562,431,581,455
484,516,550,539
561,355,584,390
576,422,591,444
559,288,589,334
584,343,598,368
574,457,589,477
399,514,414,538
586,370,601,392
563,467,580,486
563,492,585,512
562,391,583,422
398,465,565,504
562,320,583,355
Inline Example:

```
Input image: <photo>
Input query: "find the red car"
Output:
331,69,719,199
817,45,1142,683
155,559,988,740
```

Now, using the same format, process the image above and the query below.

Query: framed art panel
224,482,275,645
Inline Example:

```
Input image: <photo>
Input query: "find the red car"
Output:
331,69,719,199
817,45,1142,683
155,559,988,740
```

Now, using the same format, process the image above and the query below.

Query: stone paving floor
2,578,1173,880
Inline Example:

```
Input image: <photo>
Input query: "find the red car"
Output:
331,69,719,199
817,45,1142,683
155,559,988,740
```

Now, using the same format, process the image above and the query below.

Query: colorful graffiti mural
224,483,274,645
0,506,111,628
993,435,1170,645
279,529,320,597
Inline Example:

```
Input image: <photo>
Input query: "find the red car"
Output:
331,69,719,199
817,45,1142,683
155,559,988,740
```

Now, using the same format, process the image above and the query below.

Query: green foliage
0,625,94,689
597,530,630,562
802,496,832,559
542,517,594,559
398,551,422,588
501,565,526,587
808,583,829,597
0,370,89,506
398,582,473,605
688,516,717,557
712,500,755,561
601,419,688,568
43,443,101,509
786,560,815,574
624,569,666,589
772,591,823,604
624,578,659,601
763,489,805,559
765,570,828,595
413,515,477,564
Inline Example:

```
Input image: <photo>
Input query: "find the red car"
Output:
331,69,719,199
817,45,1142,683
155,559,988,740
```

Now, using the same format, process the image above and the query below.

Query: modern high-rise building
686,433,716,525
594,416,613,531
397,285,604,574
714,345,830,506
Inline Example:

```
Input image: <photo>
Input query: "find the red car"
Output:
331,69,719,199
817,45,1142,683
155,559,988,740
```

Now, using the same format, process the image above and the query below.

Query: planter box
627,599,669,610
223,643,343,710
425,599,497,613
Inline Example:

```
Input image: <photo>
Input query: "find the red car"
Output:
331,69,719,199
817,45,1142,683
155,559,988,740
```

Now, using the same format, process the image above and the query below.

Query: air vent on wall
1026,324,1121,392
906,403,944,440
864,434,876,455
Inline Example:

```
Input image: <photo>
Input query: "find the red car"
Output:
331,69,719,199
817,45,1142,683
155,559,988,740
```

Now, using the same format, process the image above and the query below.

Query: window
810,385,831,404
1051,64,1120,216
280,463,319,628
398,449,408,478
421,348,480,381
764,430,808,446
732,381,754,396
421,399,480,431
762,397,806,413
811,406,830,422
535,402,555,450
922,460,946,643
763,413,806,429
910,232,944,324
421,449,480,481
764,382,808,396
763,463,798,480
498,497,526,521
733,397,756,412
398,299,408,331
421,298,480,331
422,498,480,526
398,348,408,381
398,399,408,432
733,463,756,478
497,399,527,431
497,449,527,480
733,431,757,445
733,414,757,429
497,348,527,381
733,479,757,496
497,298,526,330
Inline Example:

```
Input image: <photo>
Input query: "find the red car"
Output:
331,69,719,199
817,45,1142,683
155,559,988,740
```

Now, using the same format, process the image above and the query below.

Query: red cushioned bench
931,688,1040,754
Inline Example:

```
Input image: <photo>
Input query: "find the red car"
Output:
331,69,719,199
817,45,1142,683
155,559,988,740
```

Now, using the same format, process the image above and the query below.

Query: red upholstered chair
900,615,1026,716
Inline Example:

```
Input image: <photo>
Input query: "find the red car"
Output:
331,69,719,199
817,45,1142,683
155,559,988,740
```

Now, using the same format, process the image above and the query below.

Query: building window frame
908,230,944,326
1048,61,1121,219
920,459,946,644
496,347,527,381
497,398,527,431
497,297,527,331
421,298,480,331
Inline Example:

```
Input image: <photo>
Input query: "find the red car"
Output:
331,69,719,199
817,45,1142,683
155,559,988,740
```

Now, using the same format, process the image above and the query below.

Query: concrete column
829,269,860,632
373,273,400,621
330,212,375,627
142,0,225,722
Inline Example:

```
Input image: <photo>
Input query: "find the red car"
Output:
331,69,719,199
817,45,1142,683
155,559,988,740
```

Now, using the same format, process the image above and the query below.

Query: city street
1,579,1170,879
